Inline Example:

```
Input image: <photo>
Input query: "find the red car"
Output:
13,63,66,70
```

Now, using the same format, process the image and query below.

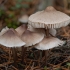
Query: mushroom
34,37,64,50
28,6,70,29
0,28,25,66
16,15,28,36
15,24,43,63
19,15,29,23
15,24,27,62
21,30,44,61
34,37,64,64
15,24,27,36
28,6,70,65
21,30,44,47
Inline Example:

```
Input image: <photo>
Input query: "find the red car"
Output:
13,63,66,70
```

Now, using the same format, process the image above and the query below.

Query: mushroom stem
45,50,49,65
40,51,42,60
8,48,11,62
11,47,17,66
45,28,49,37
21,46,27,63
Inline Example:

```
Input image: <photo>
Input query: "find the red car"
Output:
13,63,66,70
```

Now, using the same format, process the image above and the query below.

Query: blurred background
0,0,70,30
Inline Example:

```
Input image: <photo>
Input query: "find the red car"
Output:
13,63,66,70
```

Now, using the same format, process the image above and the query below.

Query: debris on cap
21,30,44,47
34,37,65,50
28,6,70,29
0,28,25,47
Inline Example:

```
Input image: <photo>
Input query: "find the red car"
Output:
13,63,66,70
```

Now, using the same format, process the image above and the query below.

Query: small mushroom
34,37,64,50
15,24,27,36
19,15,29,23
21,30,44,47
0,28,25,66
21,30,44,62
28,6,70,65
0,28,25,47
34,37,65,64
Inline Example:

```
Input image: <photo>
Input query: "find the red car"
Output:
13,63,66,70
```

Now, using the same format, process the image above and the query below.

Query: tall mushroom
15,24,27,63
28,6,70,65
0,28,25,66
16,15,30,62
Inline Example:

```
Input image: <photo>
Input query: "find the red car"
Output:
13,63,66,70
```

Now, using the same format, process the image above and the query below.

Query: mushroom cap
0,26,9,36
34,37,65,50
28,6,70,29
19,15,28,23
15,24,27,36
21,30,44,47
0,28,25,47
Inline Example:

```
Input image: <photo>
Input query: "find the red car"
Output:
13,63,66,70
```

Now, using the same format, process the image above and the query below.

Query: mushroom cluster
28,6,70,64
0,6,70,66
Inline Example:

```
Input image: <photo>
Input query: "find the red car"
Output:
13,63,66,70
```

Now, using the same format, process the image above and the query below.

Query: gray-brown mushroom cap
19,15,28,23
28,6,70,29
34,37,65,50
21,30,44,47
0,28,25,47
15,24,27,36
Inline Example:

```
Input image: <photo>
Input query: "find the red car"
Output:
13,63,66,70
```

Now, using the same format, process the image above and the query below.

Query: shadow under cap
21,30,44,47
28,24,45,35
0,28,25,47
